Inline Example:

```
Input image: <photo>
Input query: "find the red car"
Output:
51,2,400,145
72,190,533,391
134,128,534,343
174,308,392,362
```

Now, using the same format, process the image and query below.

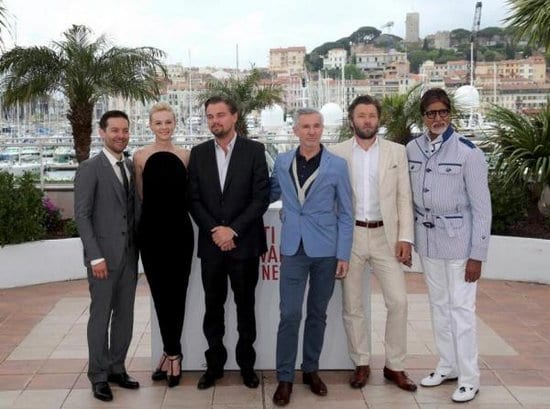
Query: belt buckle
422,221,435,228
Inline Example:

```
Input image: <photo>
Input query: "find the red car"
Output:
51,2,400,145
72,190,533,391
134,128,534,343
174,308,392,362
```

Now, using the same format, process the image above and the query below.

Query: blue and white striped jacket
405,127,492,261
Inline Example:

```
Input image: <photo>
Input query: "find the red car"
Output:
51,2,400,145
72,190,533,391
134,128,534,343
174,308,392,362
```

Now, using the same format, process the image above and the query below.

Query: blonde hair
149,102,176,122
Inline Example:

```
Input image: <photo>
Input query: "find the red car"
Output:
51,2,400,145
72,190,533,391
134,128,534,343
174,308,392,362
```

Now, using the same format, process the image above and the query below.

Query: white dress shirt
215,134,236,190
102,147,129,185
352,137,382,221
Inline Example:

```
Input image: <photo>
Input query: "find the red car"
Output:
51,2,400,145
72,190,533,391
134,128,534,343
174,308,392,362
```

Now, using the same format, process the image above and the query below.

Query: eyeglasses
423,109,450,119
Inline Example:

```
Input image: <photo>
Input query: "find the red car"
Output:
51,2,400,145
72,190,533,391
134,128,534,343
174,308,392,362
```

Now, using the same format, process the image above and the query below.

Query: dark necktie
116,160,129,196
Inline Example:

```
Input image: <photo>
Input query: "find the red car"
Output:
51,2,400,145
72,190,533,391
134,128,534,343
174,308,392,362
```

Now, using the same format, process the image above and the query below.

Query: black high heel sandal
167,354,182,388
151,352,168,381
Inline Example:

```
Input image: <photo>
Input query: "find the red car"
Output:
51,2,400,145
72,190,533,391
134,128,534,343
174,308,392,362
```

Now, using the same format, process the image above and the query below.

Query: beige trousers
342,225,408,370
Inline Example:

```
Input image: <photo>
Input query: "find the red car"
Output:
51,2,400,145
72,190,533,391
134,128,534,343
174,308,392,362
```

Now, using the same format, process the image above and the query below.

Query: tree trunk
235,117,249,138
67,101,94,163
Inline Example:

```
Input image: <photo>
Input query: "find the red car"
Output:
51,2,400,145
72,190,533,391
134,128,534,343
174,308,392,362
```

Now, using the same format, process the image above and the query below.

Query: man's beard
210,126,231,139
353,123,378,140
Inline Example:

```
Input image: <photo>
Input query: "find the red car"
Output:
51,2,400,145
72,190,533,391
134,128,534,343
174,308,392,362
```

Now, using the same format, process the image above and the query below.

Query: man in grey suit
74,110,140,402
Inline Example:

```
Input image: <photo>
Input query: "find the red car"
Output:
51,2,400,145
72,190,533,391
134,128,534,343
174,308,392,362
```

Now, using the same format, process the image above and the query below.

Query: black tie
116,160,129,196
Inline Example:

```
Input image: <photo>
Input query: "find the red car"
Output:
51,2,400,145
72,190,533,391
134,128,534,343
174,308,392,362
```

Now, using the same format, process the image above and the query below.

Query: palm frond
504,0,550,50
486,103,550,186
0,46,62,105
200,69,283,136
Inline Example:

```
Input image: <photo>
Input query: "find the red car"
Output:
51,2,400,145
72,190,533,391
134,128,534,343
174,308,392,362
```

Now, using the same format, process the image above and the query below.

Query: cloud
4,0,511,67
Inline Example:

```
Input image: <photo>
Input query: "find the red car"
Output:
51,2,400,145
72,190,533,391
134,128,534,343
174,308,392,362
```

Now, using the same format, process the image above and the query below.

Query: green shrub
0,171,46,246
63,219,79,238
489,170,530,235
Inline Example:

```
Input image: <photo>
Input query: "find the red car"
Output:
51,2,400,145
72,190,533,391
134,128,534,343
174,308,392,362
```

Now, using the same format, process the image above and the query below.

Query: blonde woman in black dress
134,102,194,387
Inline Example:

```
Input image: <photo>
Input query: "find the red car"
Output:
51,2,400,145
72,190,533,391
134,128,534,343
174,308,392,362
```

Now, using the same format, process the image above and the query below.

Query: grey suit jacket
74,151,138,272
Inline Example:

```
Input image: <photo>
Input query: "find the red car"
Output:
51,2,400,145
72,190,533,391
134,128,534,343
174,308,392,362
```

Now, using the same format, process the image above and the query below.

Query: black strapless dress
138,151,194,356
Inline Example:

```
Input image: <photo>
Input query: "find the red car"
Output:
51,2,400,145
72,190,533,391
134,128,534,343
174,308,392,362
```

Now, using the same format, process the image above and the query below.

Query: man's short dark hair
420,88,451,115
347,95,382,120
99,110,130,130
204,95,239,115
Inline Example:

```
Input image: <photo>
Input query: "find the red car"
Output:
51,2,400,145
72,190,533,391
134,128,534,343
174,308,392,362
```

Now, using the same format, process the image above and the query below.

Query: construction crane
380,21,394,35
470,1,482,85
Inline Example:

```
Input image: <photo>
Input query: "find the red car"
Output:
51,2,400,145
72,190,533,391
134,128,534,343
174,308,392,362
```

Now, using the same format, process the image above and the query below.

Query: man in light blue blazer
270,108,353,407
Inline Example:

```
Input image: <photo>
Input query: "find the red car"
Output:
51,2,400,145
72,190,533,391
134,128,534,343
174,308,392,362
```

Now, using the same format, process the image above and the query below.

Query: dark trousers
200,255,260,374
144,248,193,356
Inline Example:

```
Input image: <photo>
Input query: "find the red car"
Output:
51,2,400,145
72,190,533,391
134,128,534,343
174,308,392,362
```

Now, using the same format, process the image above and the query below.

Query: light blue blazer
270,148,353,261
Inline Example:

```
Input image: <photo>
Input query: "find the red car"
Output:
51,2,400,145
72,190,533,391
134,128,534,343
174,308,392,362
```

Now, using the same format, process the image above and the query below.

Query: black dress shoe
241,370,259,388
197,370,223,390
92,381,113,402
107,372,140,389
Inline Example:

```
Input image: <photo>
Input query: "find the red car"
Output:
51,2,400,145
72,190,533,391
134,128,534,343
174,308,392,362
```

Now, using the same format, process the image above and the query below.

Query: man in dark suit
74,110,140,402
188,96,269,390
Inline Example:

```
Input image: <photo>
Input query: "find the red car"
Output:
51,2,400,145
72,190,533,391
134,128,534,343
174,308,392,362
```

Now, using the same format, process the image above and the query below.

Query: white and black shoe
451,385,479,402
420,371,458,387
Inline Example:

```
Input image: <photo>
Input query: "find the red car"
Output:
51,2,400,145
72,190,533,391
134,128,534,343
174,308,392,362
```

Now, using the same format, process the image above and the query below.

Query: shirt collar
215,133,237,151
296,144,323,161
102,147,123,165
352,136,378,151
425,133,443,145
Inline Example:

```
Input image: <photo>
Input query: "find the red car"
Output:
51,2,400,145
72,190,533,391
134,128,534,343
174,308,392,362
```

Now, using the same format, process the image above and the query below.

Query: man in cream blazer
330,95,416,392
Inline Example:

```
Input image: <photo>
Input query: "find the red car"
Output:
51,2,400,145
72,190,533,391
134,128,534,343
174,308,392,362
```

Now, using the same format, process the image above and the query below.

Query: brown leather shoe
383,366,417,391
350,365,370,389
273,382,293,406
302,371,327,396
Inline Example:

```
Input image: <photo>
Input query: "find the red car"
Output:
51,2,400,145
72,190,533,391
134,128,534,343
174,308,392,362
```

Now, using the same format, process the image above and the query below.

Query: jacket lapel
222,136,241,194
100,151,125,205
378,138,389,190
206,140,223,197
302,149,330,204
342,138,357,199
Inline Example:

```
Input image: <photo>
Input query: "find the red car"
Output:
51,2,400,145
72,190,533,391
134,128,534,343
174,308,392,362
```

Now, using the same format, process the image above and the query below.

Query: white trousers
420,256,479,388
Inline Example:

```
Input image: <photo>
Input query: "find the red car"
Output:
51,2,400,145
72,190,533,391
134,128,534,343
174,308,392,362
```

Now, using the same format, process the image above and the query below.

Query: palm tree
380,85,423,145
485,103,550,186
484,103,550,214
0,25,167,162
505,0,550,50
0,0,9,49
200,69,283,137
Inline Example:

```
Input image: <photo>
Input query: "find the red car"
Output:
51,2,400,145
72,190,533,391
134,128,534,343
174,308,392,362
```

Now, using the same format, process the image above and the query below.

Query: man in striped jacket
406,88,492,403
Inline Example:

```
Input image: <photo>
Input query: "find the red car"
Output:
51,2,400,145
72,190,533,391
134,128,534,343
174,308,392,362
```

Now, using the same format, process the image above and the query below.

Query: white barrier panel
151,203,372,370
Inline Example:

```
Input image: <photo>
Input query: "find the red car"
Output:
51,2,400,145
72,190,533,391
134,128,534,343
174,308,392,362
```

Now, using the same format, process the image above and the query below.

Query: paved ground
1,273,550,408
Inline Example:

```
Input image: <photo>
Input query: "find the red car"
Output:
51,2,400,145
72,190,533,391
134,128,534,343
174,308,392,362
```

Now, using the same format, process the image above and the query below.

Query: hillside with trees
306,25,546,75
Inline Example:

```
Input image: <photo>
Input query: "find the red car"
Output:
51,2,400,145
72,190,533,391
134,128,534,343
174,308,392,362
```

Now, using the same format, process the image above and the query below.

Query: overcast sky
4,0,511,68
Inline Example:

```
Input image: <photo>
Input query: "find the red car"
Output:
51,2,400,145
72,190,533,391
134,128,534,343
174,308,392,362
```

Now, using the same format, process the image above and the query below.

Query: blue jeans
276,246,337,382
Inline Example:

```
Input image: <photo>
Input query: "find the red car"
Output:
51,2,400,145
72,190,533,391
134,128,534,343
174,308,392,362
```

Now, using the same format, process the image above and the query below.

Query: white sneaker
451,385,479,402
420,371,458,387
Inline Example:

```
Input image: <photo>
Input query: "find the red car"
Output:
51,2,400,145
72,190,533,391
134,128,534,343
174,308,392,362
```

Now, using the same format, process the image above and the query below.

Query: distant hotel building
352,44,409,81
322,48,347,70
434,31,451,49
405,12,420,43
269,46,306,76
